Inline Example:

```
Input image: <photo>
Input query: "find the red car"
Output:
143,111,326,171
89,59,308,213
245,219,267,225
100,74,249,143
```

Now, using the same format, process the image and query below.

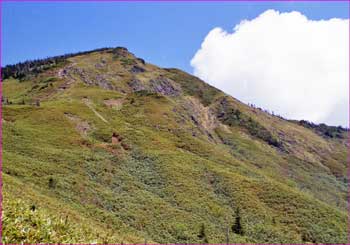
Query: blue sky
2,1,349,73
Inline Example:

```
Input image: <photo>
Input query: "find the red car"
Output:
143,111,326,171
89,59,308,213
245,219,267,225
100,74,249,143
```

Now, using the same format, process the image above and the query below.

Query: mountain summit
3,47,348,244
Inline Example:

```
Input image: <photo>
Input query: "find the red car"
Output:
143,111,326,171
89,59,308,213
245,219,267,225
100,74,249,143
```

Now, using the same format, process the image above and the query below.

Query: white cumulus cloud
191,9,349,127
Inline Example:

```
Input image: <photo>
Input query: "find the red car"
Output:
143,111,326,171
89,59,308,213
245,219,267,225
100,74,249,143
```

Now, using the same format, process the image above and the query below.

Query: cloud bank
191,10,348,127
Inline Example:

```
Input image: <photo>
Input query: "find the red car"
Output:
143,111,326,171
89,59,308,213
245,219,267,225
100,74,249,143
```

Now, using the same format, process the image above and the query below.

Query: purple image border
0,0,349,245
0,0,350,2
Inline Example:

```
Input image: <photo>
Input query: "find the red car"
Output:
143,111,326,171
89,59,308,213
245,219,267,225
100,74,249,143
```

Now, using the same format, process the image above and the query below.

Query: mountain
3,47,349,244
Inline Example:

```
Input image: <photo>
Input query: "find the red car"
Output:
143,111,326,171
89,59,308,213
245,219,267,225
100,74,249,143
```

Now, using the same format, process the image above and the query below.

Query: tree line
297,119,347,139
1,47,113,80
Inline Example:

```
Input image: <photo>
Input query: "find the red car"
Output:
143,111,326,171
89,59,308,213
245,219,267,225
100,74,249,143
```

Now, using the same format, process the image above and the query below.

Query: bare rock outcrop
149,76,181,96
128,79,146,92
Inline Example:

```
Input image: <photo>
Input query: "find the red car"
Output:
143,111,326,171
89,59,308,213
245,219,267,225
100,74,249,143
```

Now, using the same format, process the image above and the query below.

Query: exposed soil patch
112,132,130,151
104,99,124,110
185,97,219,131
64,113,92,137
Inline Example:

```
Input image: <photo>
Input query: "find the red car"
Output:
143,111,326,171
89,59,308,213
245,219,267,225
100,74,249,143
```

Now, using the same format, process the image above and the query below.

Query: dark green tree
198,223,209,243
232,207,244,235
48,177,55,189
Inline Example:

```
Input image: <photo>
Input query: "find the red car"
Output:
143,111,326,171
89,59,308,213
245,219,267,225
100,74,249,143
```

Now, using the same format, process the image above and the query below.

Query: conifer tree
232,207,244,235
198,223,209,243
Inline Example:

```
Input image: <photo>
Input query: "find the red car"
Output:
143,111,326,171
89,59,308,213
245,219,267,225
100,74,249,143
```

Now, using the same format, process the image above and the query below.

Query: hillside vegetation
3,47,349,244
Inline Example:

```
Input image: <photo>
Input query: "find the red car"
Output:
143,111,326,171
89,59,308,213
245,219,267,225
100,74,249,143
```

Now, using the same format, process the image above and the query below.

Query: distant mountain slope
3,47,349,244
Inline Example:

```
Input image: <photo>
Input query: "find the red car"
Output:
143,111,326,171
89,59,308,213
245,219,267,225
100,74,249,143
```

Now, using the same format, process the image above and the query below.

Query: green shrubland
3,48,348,244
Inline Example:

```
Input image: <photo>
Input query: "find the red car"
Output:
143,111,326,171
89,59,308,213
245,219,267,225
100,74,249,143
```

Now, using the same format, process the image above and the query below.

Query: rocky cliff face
2,47,349,244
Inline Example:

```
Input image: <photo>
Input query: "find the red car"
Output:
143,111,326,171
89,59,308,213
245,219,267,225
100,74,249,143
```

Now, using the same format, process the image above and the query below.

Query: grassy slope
3,48,348,244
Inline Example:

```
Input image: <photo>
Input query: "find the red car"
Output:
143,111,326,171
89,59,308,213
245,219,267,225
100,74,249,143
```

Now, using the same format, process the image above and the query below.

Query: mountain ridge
3,47,349,244
2,47,348,132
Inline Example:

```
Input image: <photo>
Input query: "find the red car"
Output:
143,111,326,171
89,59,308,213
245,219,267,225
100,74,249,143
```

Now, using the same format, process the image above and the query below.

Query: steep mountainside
3,47,349,244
